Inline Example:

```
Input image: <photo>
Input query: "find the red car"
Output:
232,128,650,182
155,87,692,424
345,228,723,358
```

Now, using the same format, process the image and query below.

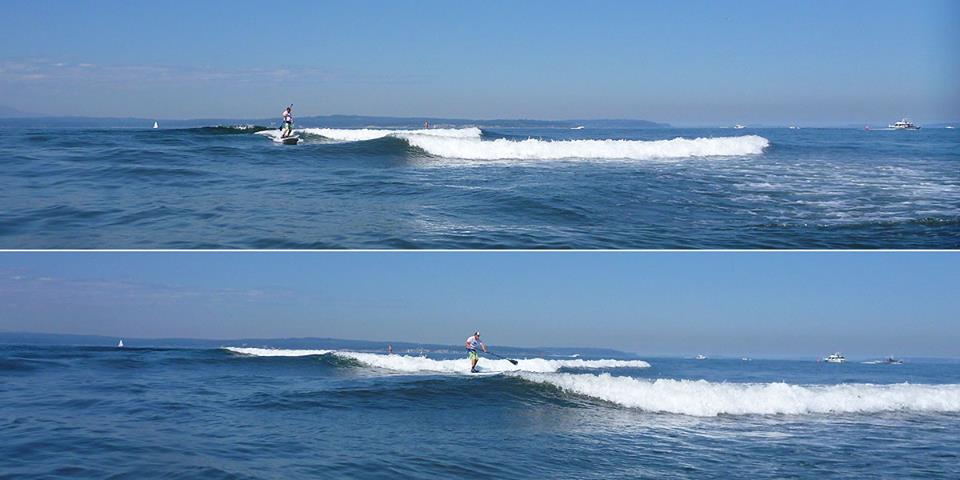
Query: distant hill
0,331,636,358
0,105,40,118
0,113,669,129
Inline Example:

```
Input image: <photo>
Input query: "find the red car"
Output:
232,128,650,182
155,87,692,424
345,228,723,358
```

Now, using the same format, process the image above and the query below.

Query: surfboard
275,135,299,145
467,370,504,377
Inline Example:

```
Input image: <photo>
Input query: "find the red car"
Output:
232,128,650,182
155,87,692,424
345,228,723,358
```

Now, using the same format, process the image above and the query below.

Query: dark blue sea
0,125,957,249
2,344,959,479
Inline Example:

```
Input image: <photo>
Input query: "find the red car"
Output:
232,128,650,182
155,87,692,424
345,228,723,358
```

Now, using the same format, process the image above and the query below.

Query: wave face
518,372,960,417
291,127,769,160
223,347,650,373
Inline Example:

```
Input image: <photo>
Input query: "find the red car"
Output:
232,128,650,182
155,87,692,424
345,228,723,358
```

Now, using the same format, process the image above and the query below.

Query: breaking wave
299,127,483,142
518,372,960,417
403,134,770,161
194,125,272,134
223,347,650,374
268,127,769,160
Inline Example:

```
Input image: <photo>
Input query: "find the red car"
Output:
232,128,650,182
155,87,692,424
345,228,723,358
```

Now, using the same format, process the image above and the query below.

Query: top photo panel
1,1,957,250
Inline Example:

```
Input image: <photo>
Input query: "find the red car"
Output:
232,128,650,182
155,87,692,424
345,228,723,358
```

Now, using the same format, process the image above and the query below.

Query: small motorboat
888,119,920,130
824,352,846,363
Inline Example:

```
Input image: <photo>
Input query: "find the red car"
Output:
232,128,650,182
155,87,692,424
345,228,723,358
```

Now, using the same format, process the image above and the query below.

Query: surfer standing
465,331,487,373
281,106,294,138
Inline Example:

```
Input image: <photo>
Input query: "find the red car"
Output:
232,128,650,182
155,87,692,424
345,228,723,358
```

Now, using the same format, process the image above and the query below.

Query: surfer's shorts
468,350,478,360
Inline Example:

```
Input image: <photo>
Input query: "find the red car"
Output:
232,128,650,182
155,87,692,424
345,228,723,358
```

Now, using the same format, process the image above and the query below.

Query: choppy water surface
0,126,956,248
2,345,959,478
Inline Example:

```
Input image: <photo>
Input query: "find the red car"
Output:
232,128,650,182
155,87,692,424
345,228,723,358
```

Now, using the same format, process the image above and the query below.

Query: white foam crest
298,127,483,142
403,135,769,161
224,347,649,373
518,373,960,417
224,347,333,357
335,352,651,374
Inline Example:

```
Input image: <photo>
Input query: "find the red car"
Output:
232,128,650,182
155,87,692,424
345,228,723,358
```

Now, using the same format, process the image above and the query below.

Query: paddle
485,351,519,365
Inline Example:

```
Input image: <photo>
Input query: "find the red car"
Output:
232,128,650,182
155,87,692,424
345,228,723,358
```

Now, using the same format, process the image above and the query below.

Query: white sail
118,339,124,348
153,121,159,129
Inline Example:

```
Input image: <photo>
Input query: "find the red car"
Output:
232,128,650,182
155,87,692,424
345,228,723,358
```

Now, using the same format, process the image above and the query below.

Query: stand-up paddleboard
467,370,504,377
275,135,300,145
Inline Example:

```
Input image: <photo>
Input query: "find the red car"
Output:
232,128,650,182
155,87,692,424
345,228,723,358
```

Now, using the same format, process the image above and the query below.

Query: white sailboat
153,121,159,129
118,339,124,348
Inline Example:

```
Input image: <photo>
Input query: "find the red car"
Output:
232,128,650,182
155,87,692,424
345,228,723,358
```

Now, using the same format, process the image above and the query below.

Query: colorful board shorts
468,349,478,360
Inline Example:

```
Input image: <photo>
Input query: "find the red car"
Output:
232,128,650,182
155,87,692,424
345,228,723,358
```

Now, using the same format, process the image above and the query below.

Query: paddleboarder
465,331,488,373
281,105,294,138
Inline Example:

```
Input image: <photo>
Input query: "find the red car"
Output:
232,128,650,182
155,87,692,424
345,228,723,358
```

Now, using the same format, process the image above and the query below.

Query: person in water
281,106,294,138
465,331,488,373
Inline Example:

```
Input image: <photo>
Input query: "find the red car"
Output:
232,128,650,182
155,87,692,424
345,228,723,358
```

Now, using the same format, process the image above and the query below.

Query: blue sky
0,252,956,357
1,0,957,124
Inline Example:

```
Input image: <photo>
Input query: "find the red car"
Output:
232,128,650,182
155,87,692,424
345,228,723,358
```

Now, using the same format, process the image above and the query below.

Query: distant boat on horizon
695,354,707,360
153,121,159,129
117,339,124,348
733,124,746,129
824,352,846,363
889,118,920,130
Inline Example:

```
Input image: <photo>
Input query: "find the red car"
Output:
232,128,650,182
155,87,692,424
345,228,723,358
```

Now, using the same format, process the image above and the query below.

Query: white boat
571,126,585,130
734,124,746,129
946,126,955,129
788,126,800,130
824,352,846,363
695,354,706,360
888,118,920,130
117,339,124,348
152,121,159,129
884,356,904,365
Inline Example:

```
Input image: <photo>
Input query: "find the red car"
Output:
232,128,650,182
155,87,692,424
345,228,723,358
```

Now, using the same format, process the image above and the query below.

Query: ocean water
2,345,959,479
0,125,956,248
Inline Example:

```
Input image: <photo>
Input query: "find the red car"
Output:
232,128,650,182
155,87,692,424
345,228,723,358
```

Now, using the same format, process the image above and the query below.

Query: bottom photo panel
1,252,958,479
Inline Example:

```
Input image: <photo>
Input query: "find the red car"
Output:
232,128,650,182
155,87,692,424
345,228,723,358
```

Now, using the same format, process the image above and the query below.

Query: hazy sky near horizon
0,0,957,124
0,253,956,357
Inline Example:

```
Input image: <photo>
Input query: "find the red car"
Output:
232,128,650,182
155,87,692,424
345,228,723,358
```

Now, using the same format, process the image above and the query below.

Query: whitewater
518,372,960,417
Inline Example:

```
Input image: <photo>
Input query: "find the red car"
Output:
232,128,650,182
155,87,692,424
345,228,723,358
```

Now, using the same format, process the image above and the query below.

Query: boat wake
259,127,770,161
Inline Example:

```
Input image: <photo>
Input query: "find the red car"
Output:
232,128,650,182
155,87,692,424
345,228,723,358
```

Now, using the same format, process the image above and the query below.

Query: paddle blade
509,359,519,365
